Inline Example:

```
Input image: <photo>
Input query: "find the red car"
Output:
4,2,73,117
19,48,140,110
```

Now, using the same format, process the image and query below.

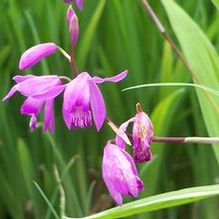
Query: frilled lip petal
89,80,106,131
19,43,57,70
92,70,128,84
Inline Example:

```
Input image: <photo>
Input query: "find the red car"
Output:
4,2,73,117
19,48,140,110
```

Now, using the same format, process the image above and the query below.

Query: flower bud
67,6,79,47
19,43,57,70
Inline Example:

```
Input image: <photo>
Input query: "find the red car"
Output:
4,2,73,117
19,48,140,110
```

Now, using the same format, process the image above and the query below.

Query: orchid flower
3,75,65,133
62,70,128,131
116,103,153,163
102,142,144,205
64,0,83,10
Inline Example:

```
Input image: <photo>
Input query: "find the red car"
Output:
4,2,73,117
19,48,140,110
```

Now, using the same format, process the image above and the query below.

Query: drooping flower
19,43,58,70
62,70,128,131
3,75,65,133
64,0,83,10
102,142,144,205
67,6,79,47
116,103,153,163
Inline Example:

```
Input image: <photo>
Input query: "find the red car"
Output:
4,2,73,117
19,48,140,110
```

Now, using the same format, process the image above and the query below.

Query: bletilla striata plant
3,0,155,207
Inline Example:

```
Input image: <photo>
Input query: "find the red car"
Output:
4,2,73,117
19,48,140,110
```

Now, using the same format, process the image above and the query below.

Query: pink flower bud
67,6,79,47
19,43,57,70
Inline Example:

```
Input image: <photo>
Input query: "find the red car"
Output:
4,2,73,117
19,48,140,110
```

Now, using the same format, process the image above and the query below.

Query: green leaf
122,82,219,97
161,0,219,162
211,0,219,10
64,184,219,219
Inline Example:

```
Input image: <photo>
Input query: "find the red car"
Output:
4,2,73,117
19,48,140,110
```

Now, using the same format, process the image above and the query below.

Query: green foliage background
1,0,219,218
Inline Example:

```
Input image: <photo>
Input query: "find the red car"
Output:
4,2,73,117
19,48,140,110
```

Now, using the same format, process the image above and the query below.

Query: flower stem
153,137,219,144
54,165,66,219
106,117,131,146
141,0,197,80
57,46,71,61
70,47,79,76
141,0,219,116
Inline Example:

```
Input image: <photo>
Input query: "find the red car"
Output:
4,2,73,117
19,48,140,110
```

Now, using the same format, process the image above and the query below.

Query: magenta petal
33,85,65,100
92,70,128,84
115,118,134,149
19,43,57,70
62,72,91,129
20,97,43,115
63,72,90,111
44,99,55,133
2,85,18,101
89,80,106,131
16,75,61,97
13,75,35,83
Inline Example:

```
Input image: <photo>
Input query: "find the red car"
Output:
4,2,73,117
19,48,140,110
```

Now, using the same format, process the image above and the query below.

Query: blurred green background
1,0,219,218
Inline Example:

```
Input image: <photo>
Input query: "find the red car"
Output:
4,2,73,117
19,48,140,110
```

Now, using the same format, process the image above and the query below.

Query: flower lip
19,43,57,70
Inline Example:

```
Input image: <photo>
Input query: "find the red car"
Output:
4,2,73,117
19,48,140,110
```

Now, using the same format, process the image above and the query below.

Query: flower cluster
3,1,154,206
3,5,127,134
102,103,153,205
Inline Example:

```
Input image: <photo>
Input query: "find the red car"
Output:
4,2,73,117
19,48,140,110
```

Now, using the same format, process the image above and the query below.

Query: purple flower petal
13,75,35,83
92,70,128,84
62,72,92,129
19,43,57,70
44,99,55,133
20,97,43,115
63,72,90,111
16,75,61,97
33,85,65,100
89,80,106,131
2,85,18,101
